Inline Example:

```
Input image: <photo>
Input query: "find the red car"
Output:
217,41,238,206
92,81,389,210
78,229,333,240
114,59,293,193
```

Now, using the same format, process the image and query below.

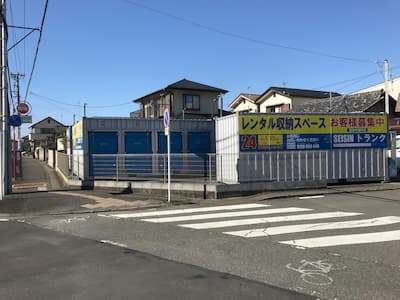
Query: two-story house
256,87,341,113
228,93,260,113
29,116,67,152
133,79,229,119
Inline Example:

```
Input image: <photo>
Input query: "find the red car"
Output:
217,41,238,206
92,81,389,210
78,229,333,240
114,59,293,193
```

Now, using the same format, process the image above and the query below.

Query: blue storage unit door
89,132,118,176
187,132,211,175
158,132,182,172
188,132,210,153
125,132,152,174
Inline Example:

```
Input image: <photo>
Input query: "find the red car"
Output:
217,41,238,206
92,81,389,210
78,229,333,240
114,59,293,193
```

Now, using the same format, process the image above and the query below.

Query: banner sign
72,120,83,150
239,114,387,151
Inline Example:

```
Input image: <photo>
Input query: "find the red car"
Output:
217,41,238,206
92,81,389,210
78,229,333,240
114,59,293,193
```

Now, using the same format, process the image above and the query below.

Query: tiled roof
257,86,340,102
29,116,66,128
292,90,384,113
133,79,228,103
166,79,228,93
272,87,340,98
239,93,260,101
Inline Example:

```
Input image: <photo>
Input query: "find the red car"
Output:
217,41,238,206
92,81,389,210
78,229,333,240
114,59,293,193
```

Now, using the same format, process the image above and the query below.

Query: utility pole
0,0,9,199
11,73,24,150
219,94,223,117
384,59,389,115
83,103,87,117
384,59,389,182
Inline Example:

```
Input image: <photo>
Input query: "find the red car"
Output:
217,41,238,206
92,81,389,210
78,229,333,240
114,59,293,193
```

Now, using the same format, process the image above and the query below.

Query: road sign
8,115,21,127
16,102,30,115
163,108,171,203
164,108,170,128
20,115,32,124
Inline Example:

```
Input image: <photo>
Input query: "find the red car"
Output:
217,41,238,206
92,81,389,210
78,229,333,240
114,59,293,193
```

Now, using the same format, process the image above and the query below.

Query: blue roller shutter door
125,132,152,174
89,132,118,176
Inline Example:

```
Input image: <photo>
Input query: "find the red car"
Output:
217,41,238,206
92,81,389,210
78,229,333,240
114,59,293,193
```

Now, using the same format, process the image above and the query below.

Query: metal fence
72,149,386,184
236,150,328,183
90,153,217,183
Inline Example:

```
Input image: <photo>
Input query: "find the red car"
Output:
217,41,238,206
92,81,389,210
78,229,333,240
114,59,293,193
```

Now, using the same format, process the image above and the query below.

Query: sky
6,0,400,136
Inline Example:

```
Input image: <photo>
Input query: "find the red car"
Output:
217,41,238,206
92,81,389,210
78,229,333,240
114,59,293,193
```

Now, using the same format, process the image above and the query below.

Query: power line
30,91,134,108
313,70,380,90
30,92,82,107
23,0,48,102
312,64,400,91
124,0,375,64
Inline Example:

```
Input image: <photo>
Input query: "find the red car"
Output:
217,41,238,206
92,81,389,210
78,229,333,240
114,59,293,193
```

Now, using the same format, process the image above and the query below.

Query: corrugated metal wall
215,114,387,184
81,118,215,179
216,114,239,183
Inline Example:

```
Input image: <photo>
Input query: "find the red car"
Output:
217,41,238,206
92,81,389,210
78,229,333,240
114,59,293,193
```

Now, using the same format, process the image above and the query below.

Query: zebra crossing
98,203,400,249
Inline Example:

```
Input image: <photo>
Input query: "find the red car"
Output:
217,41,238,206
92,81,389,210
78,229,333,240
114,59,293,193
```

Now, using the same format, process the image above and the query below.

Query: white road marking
280,229,400,248
179,211,363,229
99,203,269,219
142,207,313,223
100,240,128,248
223,216,400,237
0,219,9,222
298,195,325,200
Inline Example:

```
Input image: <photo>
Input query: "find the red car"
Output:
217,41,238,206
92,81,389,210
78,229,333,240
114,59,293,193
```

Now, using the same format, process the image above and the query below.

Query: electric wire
23,0,48,103
30,91,134,108
8,2,22,73
124,0,375,65
6,64,16,113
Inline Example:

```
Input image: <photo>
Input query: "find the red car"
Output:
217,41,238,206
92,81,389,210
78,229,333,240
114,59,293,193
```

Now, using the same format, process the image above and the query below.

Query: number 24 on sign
241,135,257,150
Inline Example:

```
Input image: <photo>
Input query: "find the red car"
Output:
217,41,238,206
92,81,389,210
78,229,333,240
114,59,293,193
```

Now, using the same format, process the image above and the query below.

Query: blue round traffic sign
164,109,170,128
8,114,22,127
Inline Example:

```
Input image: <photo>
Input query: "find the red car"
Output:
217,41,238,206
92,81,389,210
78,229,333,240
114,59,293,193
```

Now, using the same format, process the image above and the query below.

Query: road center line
223,216,400,237
179,211,363,229
141,207,313,223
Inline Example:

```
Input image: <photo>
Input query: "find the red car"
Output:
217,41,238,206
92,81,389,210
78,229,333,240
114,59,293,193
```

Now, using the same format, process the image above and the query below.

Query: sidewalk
1,157,400,218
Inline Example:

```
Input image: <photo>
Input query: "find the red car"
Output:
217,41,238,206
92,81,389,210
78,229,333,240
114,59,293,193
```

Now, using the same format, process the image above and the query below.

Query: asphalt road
23,188,400,300
0,220,313,300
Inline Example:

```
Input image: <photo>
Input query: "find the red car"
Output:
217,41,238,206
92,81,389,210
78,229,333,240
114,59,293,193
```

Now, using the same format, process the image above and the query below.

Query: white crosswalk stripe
279,230,400,248
98,203,400,249
142,207,312,223
179,212,363,229
99,203,269,219
223,216,400,237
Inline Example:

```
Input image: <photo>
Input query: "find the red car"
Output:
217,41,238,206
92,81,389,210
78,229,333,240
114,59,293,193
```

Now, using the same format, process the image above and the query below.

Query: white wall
352,77,400,100
233,99,258,113
259,94,291,112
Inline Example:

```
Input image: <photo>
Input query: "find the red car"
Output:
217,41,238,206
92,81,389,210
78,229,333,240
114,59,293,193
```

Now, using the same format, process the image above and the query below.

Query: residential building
352,76,400,101
228,93,260,113
256,87,340,113
132,79,229,120
292,90,398,115
28,116,67,153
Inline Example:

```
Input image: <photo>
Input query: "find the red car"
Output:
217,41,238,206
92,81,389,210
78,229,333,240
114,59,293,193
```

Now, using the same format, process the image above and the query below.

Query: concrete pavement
26,189,400,300
0,220,314,300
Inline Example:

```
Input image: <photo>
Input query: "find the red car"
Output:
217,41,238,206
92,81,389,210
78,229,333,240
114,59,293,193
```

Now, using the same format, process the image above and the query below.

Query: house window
184,95,200,110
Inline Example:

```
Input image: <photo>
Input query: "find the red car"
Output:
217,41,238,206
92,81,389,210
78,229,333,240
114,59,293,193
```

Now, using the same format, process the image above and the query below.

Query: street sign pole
167,128,171,203
164,109,171,203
